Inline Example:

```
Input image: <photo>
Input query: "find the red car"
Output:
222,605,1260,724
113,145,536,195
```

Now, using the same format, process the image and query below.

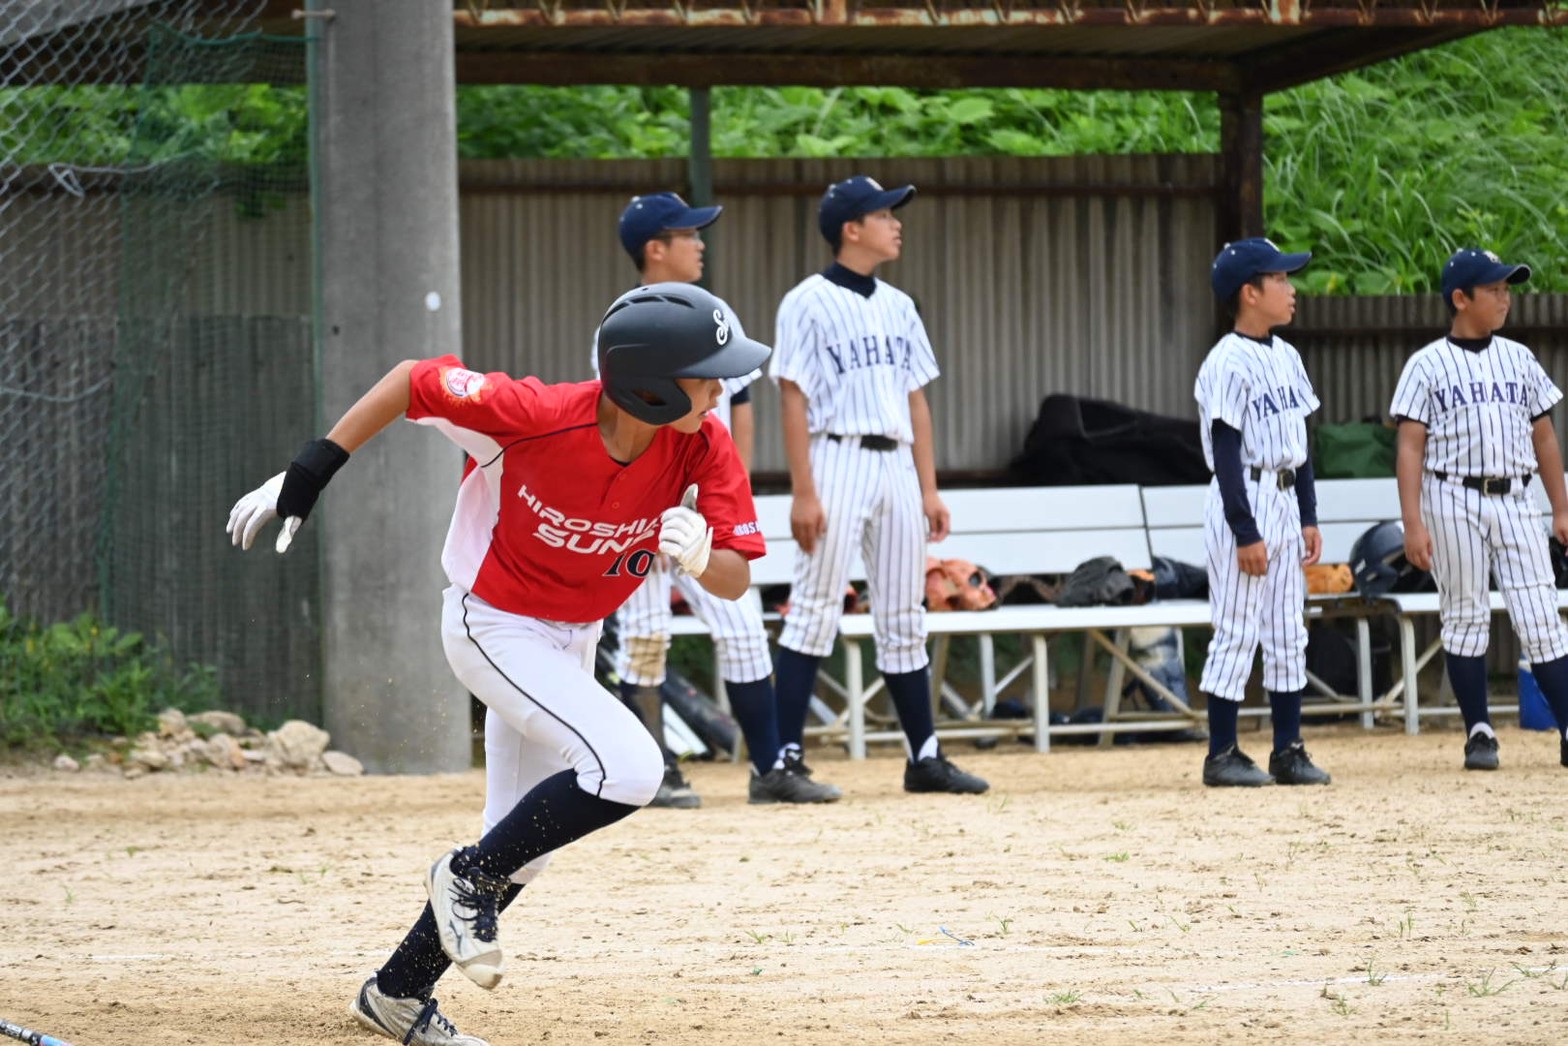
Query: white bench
835,485,1220,757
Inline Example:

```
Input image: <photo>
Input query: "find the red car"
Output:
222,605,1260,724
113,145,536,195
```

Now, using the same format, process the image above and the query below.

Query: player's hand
1553,509,1568,547
226,472,287,552
1236,539,1268,577
791,491,828,554
924,491,951,543
1301,525,1323,567
1403,520,1434,572
659,484,713,578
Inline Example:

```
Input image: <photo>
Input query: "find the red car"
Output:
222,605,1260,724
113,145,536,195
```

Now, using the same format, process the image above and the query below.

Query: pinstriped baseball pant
1199,475,1308,702
778,435,928,674
1422,472,1568,662
613,559,773,687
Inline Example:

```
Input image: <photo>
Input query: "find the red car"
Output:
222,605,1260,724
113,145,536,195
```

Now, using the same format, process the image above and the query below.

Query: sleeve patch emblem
443,367,488,401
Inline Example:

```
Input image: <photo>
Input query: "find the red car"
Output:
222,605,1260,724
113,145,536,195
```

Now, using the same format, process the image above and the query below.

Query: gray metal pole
310,0,470,773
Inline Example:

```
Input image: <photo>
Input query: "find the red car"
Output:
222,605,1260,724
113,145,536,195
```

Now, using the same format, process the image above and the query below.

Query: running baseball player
597,192,839,806
226,284,769,1046
1391,247,1568,771
769,174,988,795
1196,237,1332,788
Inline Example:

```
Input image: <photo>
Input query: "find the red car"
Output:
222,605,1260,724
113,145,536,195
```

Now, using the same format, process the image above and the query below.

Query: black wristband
277,437,350,521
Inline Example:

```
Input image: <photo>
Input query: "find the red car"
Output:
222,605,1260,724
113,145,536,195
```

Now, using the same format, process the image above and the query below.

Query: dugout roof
271,0,1566,94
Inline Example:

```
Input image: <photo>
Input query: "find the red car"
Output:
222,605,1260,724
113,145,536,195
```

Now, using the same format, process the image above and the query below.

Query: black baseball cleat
782,750,843,800
1463,732,1500,771
749,766,841,804
649,765,702,808
904,754,989,794
1202,745,1274,787
1268,741,1332,785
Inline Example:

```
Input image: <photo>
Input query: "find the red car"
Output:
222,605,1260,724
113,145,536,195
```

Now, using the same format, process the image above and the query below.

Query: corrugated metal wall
1294,294,1568,433
458,154,1223,481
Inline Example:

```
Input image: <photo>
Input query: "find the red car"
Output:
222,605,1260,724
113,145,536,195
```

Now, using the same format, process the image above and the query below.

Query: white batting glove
659,483,713,578
225,472,302,554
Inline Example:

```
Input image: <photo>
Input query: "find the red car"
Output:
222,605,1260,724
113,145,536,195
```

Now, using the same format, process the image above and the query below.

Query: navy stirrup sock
1268,689,1303,752
468,769,638,880
1207,695,1239,756
1526,654,1568,732
773,647,821,749
1444,653,1491,733
884,668,937,759
725,677,782,776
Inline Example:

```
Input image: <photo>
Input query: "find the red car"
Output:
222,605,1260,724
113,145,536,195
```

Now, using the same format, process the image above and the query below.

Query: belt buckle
1278,467,1296,490
1483,477,1510,496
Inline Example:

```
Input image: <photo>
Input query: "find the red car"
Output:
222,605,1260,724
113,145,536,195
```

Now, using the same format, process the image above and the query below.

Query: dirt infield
4,723,1568,1046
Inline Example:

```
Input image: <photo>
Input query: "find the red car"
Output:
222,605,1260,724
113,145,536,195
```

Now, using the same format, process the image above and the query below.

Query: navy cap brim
673,333,771,380
1275,250,1312,274
667,204,722,232
865,185,916,214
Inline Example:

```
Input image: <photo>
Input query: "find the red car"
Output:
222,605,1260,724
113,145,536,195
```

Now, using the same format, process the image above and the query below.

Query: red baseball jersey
405,355,764,623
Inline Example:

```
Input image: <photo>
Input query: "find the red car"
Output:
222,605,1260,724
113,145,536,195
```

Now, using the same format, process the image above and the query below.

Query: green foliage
5,28,1565,290
0,598,223,750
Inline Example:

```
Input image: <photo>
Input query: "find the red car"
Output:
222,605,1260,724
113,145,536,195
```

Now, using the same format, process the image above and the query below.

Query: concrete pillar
309,0,470,772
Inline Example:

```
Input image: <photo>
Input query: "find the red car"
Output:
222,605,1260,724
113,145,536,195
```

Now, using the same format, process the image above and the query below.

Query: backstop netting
0,4,321,725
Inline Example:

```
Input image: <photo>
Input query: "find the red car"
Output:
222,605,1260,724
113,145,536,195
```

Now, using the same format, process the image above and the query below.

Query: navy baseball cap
1441,247,1530,299
618,192,722,258
1210,237,1312,302
818,176,916,246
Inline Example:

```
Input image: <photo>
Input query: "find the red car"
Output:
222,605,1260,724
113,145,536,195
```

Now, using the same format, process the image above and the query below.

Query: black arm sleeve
1294,456,1318,528
730,385,752,406
1211,421,1263,547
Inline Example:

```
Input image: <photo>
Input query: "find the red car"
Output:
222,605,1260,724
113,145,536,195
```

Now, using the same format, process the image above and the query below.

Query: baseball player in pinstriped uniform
599,192,839,806
226,284,769,1046
770,175,988,795
1195,237,1333,788
1391,248,1568,772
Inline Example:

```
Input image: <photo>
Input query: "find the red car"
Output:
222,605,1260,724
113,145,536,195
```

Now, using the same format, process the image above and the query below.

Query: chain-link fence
1,3,322,724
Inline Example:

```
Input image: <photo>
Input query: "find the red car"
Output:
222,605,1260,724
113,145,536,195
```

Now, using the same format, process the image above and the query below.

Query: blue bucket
1518,660,1556,731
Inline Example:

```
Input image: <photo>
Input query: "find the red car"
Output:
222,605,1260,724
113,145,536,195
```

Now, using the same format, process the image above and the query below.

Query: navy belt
1432,471,1529,496
1248,466,1296,490
827,434,898,452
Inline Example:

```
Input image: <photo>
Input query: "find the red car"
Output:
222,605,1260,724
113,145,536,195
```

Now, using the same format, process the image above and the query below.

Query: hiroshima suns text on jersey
405,355,764,623
770,274,940,442
1194,332,1320,472
1389,335,1562,477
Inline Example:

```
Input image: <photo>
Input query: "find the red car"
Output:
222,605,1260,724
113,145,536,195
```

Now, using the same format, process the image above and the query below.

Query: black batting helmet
1349,520,1427,597
596,283,771,425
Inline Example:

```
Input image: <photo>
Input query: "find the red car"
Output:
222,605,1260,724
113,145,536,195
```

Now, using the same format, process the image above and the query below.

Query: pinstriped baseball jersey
771,267,938,674
1195,332,1319,472
769,274,939,441
1389,336,1561,476
591,295,758,432
1194,331,1319,703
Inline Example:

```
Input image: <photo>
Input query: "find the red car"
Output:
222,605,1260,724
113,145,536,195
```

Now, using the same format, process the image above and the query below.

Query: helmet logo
713,308,729,346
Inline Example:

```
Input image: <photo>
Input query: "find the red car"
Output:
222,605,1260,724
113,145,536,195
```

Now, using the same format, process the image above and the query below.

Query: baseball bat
0,1019,76,1046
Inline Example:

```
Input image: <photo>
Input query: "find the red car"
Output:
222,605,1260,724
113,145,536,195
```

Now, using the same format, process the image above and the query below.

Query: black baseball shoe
1268,741,1332,785
649,765,702,808
1463,731,1500,771
904,754,989,794
749,766,841,804
1202,745,1274,787
782,750,843,800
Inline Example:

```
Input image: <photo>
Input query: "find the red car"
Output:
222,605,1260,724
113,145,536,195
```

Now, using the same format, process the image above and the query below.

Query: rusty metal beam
447,2,1568,30
456,51,1242,90
1242,26,1486,93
